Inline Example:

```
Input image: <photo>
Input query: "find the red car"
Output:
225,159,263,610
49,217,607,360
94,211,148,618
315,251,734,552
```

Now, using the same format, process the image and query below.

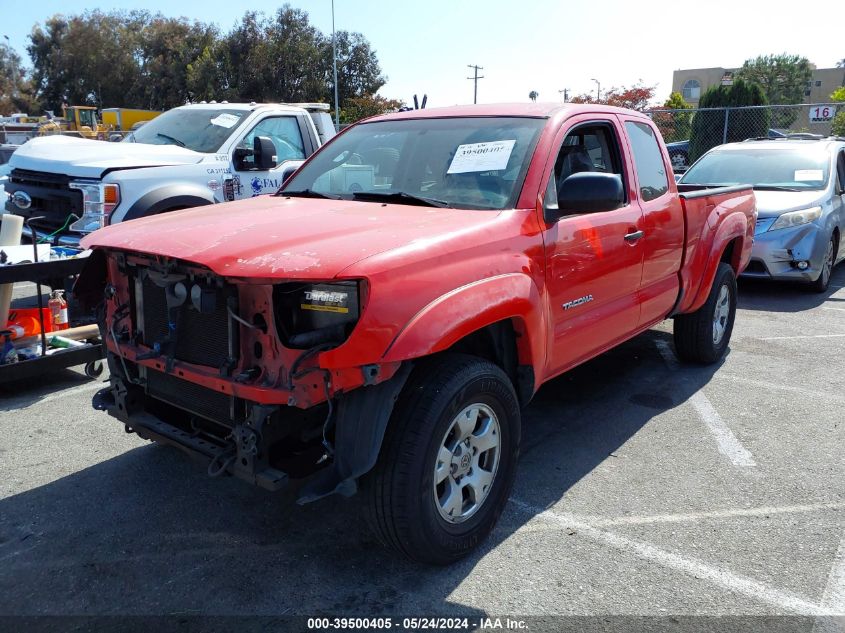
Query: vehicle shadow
737,263,845,313
0,328,722,617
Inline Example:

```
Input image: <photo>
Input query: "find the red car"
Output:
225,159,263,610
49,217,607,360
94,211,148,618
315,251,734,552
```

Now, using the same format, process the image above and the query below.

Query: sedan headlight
769,206,821,231
68,181,120,233
273,281,360,348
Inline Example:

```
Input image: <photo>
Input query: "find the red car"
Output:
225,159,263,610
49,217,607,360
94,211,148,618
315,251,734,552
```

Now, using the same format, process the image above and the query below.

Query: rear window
625,121,669,202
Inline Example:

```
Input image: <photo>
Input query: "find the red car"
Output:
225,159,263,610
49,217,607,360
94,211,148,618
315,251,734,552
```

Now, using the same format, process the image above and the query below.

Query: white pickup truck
3,102,334,245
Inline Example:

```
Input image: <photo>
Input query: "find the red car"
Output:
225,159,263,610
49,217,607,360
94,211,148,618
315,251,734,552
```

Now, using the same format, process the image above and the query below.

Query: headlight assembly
68,181,120,233
769,206,821,231
273,281,360,349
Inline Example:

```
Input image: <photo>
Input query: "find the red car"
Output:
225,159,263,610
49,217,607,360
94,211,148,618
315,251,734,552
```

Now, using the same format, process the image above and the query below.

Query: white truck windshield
126,108,246,153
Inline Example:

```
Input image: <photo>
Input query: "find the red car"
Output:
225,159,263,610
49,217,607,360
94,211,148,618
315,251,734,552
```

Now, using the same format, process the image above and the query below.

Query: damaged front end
78,249,407,499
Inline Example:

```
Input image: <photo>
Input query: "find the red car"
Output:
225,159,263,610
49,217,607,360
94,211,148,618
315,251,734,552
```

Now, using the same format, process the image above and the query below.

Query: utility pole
558,88,570,102
467,64,484,104
332,0,339,128
591,78,601,102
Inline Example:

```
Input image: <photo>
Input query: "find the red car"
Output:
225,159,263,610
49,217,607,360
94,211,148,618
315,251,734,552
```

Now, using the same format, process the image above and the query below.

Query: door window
625,121,669,202
545,122,626,208
241,117,306,163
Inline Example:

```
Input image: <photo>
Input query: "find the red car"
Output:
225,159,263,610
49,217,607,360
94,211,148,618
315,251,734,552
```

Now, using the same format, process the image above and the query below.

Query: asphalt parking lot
1,269,844,626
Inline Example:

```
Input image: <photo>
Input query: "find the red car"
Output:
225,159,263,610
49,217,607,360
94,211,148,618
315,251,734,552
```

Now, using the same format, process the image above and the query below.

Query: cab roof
366,102,653,122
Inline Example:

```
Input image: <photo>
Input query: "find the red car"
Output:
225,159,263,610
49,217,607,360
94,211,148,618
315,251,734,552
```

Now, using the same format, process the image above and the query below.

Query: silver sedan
680,138,845,292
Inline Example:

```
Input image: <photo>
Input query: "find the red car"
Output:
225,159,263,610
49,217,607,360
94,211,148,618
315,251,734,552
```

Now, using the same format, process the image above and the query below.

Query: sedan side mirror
545,172,624,223
254,136,277,170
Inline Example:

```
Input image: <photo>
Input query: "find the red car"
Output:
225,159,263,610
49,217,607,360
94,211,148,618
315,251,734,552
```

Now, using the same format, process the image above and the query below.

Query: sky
1,0,843,107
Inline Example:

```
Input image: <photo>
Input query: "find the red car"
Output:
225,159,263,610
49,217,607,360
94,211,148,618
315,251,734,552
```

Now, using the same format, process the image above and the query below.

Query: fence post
722,108,730,144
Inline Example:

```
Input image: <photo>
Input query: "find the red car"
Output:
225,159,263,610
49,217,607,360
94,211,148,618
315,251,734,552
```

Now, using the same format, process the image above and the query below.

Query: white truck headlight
68,182,120,233
769,206,821,231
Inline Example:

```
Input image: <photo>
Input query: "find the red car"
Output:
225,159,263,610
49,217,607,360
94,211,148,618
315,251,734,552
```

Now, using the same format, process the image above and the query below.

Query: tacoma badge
562,294,594,311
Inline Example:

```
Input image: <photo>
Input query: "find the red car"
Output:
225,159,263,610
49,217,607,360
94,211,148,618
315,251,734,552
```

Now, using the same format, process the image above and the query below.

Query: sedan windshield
681,147,830,190
282,117,546,210
125,108,246,153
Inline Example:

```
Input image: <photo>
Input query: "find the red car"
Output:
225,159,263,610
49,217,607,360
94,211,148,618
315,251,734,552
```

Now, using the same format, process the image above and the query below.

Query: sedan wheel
811,235,836,293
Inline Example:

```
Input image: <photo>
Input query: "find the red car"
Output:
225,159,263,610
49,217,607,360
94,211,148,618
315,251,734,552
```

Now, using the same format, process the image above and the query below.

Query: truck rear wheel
362,354,521,565
673,262,737,364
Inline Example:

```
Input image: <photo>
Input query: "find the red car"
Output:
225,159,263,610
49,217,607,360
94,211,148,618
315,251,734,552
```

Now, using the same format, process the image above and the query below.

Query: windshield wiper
350,191,451,208
752,185,805,192
281,189,342,200
155,132,185,147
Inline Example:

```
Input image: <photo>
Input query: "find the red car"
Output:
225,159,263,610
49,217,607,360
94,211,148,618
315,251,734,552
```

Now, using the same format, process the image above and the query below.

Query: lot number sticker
448,140,516,174
794,169,824,181
809,106,835,123
210,113,241,128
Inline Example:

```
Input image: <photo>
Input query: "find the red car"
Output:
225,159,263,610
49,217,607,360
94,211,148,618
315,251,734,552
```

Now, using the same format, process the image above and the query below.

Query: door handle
624,230,644,243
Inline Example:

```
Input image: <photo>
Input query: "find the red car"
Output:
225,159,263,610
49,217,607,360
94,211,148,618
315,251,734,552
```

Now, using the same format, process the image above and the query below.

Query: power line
467,64,484,105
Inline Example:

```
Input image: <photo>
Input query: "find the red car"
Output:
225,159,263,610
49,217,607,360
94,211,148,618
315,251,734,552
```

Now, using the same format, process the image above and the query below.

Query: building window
815,80,822,87
682,79,701,100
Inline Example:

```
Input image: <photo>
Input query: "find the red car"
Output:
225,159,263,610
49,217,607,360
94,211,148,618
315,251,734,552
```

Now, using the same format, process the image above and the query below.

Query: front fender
381,273,546,378
118,184,215,222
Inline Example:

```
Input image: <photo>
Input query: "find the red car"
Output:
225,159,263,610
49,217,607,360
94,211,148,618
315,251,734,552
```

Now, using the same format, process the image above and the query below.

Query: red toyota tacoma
77,103,756,564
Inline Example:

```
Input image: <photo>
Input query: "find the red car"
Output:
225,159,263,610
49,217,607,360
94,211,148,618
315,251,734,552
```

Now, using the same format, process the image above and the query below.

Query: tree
688,79,770,162
339,93,403,123
0,42,39,115
831,87,845,136
528,90,538,102
837,58,845,68
735,54,812,128
569,83,656,111
318,29,386,105
652,91,692,143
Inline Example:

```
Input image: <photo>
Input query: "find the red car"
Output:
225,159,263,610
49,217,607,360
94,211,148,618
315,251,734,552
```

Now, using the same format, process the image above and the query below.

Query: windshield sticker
794,169,823,181
447,140,516,174
210,113,241,129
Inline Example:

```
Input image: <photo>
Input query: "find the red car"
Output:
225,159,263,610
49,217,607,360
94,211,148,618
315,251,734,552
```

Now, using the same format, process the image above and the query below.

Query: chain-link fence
649,103,844,171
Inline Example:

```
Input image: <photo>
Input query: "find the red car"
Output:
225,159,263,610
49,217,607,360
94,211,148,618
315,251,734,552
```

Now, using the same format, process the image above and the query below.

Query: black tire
362,354,521,565
673,262,737,364
810,234,836,294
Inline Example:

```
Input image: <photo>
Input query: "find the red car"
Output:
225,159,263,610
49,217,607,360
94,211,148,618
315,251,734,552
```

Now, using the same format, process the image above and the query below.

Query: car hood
81,196,505,280
9,136,205,179
753,190,827,219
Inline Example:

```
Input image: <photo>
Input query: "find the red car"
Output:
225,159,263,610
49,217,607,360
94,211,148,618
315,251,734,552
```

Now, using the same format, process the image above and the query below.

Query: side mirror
545,172,624,222
254,136,277,170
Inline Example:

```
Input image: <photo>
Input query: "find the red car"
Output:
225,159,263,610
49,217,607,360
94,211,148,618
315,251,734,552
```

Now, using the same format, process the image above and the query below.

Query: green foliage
655,91,692,142
688,79,770,163
832,112,845,136
24,4,390,113
0,42,39,115
735,53,812,128
339,94,404,124
831,87,845,103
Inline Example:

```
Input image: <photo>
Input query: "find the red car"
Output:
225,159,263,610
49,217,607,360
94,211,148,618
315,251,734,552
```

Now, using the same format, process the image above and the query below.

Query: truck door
542,117,645,373
231,116,311,199
619,118,684,326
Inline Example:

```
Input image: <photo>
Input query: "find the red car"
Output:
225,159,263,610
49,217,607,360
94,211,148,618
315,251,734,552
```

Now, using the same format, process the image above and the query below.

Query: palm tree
529,90,538,102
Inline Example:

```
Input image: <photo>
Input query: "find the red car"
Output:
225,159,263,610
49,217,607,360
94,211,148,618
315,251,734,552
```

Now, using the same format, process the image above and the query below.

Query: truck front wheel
362,354,521,565
673,262,737,364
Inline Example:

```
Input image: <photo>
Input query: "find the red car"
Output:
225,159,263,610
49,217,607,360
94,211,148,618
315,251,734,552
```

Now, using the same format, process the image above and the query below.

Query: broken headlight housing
769,206,821,231
273,281,360,349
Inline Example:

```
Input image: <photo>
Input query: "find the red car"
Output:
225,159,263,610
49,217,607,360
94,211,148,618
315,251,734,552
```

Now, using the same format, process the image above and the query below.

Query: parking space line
654,340,755,468
511,499,832,615
584,502,845,527
761,334,845,341
820,307,845,312
820,537,845,614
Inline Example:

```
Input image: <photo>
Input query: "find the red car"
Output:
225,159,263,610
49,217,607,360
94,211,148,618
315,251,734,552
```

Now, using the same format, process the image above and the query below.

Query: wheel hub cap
712,284,730,345
434,404,501,524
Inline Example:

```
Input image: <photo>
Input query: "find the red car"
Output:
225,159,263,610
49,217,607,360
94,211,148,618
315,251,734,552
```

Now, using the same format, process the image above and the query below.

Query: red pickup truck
78,103,755,564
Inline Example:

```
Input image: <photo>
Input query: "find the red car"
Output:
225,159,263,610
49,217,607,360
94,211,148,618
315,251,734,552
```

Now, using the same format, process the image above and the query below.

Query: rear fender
683,211,749,314
381,273,546,382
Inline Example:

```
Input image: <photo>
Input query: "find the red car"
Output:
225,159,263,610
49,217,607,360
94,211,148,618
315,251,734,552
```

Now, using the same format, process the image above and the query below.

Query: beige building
671,65,845,106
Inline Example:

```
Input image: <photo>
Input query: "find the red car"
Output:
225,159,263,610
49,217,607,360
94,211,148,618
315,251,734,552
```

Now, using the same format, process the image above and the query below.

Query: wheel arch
118,185,215,222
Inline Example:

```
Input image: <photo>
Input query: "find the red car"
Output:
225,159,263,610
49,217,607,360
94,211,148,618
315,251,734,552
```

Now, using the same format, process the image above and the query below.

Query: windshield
282,117,546,210
681,147,830,190
125,107,246,153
